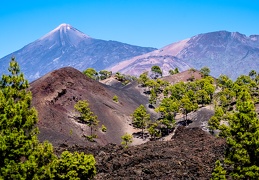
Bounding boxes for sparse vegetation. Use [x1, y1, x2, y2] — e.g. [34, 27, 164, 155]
[101, 124, 107, 132]
[99, 70, 112, 80]
[115, 72, 136, 85]
[132, 105, 150, 139]
[138, 71, 149, 86]
[113, 95, 119, 102]
[151, 65, 162, 79]
[85, 134, 98, 142]
[169, 67, 179, 75]
[200, 66, 211, 77]
[83, 68, 99, 80]
[74, 100, 99, 137]
[121, 133, 133, 148]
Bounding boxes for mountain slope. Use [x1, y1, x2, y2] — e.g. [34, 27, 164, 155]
[109, 39, 192, 76]
[110, 31, 259, 79]
[30, 67, 152, 146]
[0, 24, 156, 81]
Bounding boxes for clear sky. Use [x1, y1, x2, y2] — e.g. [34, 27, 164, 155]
[1, 0, 259, 58]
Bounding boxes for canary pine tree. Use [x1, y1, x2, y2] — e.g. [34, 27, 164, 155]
[224, 98, 259, 178]
[212, 89, 259, 179]
[74, 100, 99, 137]
[0, 58, 96, 179]
[132, 105, 150, 139]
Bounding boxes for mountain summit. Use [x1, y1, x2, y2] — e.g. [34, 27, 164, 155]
[0, 24, 156, 81]
[39, 23, 91, 47]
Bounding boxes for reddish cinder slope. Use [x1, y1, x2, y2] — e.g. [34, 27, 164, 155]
[30, 67, 149, 146]
[162, 69, 203, 84]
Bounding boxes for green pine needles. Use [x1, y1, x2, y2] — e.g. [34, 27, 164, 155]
[0, 58, 96, 179]
[211, 72, 259, 179]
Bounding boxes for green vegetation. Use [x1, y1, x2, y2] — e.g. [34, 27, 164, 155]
[169, 67, 179, 75]
[113, 95, 119, 102]
[121, 133, 133, 148]
[83, 68, 99, 80]
[136, 66, 259, 178]
[0, 58, 96, 179]
[115, 72, 136, 85]
[138, 71, 149, 86]
[200, 66, 211, 77]
[207, 71, 259, 179]
[211, 160, 227, 180]
[101, 124, 107, 132]
[148, 123, 161, 140]
[74, 100, 99, 139]
[99, 70, 112, 80]
[133, 67, 217, 140]
[83, 68, 113, 81]
[151, 65, 162, 79]
[132, 105, 150, 138]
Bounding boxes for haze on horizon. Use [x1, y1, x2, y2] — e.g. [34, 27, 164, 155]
[1, 0, 259, 58]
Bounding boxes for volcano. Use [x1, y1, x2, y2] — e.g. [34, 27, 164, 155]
[0, 24, 156, 81]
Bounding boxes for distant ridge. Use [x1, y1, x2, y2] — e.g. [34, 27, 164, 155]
[110, 31, 259, 79]
[0, 24, 156, 81]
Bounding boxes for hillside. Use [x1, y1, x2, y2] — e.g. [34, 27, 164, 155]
[0, 24, 156, 81]
[110, 31, 259, 79]
[162, 69, 203, 84]
[30, 67, 154, 146]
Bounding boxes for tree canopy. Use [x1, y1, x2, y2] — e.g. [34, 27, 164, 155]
[74, 100, 99, 137]
[121, 133, 133, 148]
[151, 65, 162, 79]
[83, 68, 99, 80]
[200, 66, 210, 77]
[132, 105, 150, 138]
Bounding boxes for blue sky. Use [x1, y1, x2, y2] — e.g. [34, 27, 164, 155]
[1, 0, 259, 58]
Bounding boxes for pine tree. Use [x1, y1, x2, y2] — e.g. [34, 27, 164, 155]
[196, 89, 210, 106]
[121, 133, 133, 148]
[208, 107, 224, 132]
[180, 96, 198, 124]
[0, 58, 96, 179]
[132, 105, 150, 139]
[74, 100, 99, 137]
[138, 71, 149, 87]
[200, 66, 211, 77]
[224, 99, 259, 179]
[151, 65, 162, 79]
[156, 98, 179, 122]
[212, 88, 259, 179]
[0, 57, 41, 178]
[83, 68, 99, 80]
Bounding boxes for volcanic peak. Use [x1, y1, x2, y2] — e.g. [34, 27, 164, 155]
[39, 23, 91, 42]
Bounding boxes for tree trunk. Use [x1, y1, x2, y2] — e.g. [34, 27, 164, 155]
[185, 111, 188, 126]
[142, 127, 144, 139]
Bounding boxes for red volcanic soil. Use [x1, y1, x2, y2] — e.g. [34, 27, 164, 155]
[30, 67, 150, 146]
